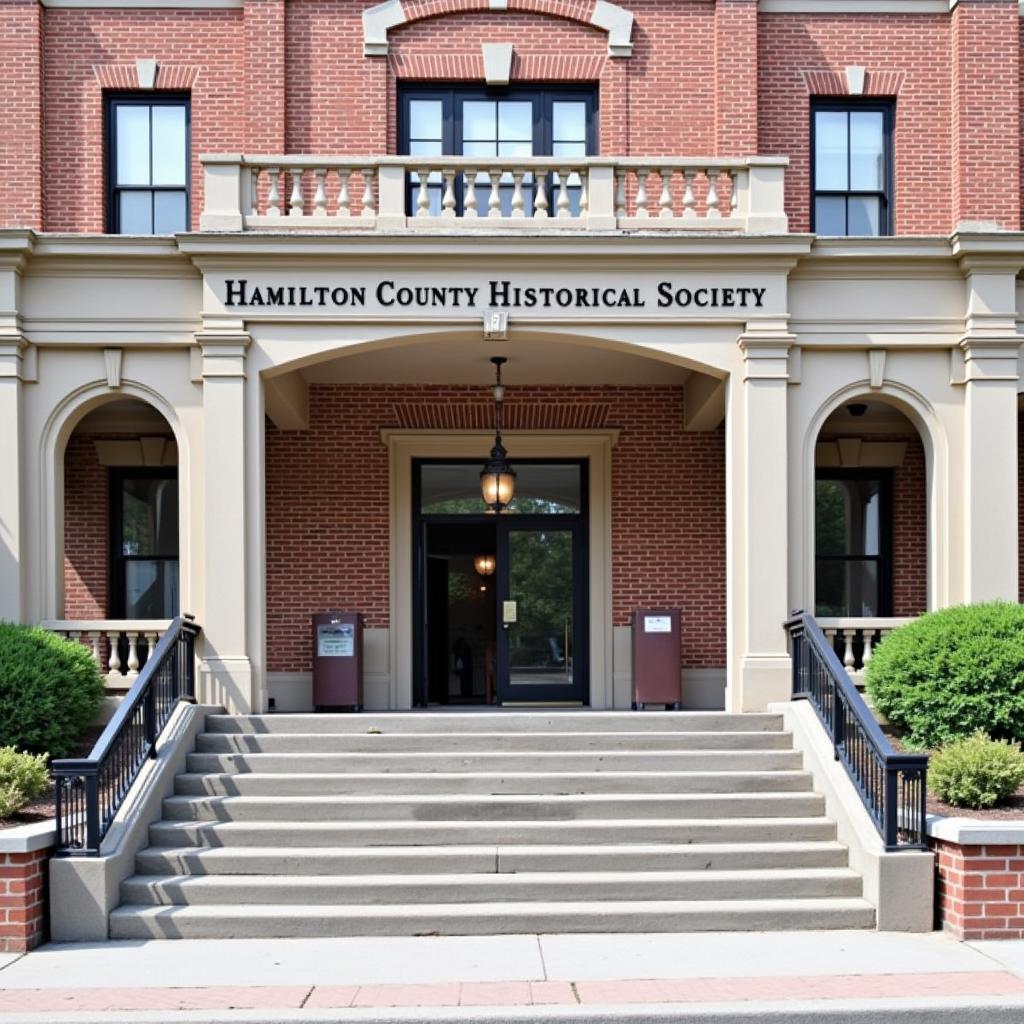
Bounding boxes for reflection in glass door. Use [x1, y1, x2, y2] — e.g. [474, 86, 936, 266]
[498, 525, 586, 704]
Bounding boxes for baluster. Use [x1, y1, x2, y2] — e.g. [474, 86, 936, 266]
[247, 167, 259, 217]
[730, 169, 739, 215]
[682, 170, 696, 219]
[487, 170, 502, 218]
[533, 174, 549, 219]
[578, 169, 589, 216]
[511, 169, 526, 218]
[614, 168, 627, 219]
[266, 167, 282, 217]
[706, 168, 720, 218]
[556, 169, 571, 219]
[842, 629, 856, 671]
[862, 629, 877, 666]
[360, 167, 376, 218]
[126, 632, 140, 678]
[85, 631, 100, 666]
[658, 167, 673, 218]
[313, 168, 327, 216]
[143, 631, 158, 674]
[415, 168, 431, 217]
[288, 167, 304, 217]
[441, 169, 457, 218]
[464, 171, 479, 218]
[336, 169, 352, 217]
[107, 631, 122, 677]
[635, 168, 649, 218]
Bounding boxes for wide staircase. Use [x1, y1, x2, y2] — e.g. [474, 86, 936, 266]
[110, 712, 875, 938]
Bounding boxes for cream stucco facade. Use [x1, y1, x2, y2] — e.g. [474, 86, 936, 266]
[1, 228, 1021, 714]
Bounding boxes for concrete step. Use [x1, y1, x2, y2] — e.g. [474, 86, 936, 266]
[121, 868, 864, 907]
[160, 792, 827, 823]
[185, 749, 805, 774]
[108, 897, 876, 939]
[192, 731, 794, 754]
[148, 816, 839, 849]
[204, 712, 785, 735]
[173, 769, 815, 797]
[136, 840, 852, 877]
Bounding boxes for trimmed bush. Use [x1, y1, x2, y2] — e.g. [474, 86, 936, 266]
[929, 731, 1024, 809]
[0, 623, 104, 757]
[0, 748, 49, 819]
[864, 602, 1024, 749]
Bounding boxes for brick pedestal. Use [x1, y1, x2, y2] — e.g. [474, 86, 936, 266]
[0, 847, 50, 952]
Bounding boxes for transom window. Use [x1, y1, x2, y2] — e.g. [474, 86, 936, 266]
[812, 101, 892, 236]
[399, 86, 596, 216]
[107, 95, 190, 234]
[815, 470, 892, 617]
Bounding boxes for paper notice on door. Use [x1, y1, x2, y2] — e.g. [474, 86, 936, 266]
[643, 615, 671, 633]
[503, 601, 518, 624]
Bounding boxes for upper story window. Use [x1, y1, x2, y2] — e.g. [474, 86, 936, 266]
[812, 101, 892, 236]
[107, 95, 190, 234]
[399, 86, 596, 216]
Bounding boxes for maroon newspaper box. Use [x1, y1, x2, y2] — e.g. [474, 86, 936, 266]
[312, 612, 363, 711]
[631, 609, 681, 710]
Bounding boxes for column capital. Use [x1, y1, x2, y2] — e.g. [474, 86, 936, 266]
[0, 337, 27, 380]
[959, 334, 1021, 382]
[196, 327, 251, 379]
[738, 325, 795, 381]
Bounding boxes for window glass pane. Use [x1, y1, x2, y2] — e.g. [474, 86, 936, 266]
[814, 110, 848, 190]
[815, 195, 846, 234]
[815, 559, 879, 618]
[552, 141, 586, 158]
[121, 477, 179, 555]
[124, 559, 179, 619]
[498, 101, 533, 142]
[553, 101, 587, 142]
[816, 477, 881, 556]
[849, 110, 884, 191]
[119, 191, 153, 234]
[116, 105, 151, 186]
[463, 140, 498, 158]
[153, 191, 187, 233]
[409, 139, 444, 156]
[815, 480, 848, 556]
[847, 195, 881, 235]
[151, 105, 186, 186]
[409, 99, 443, 141]
[463, 101, 496, 141]
[420, 463, 581, 515]
[497, 140, 533, 159]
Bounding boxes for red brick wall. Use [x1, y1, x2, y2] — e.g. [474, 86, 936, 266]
[758, 13, 953, 234]
[265, 384, 726, 673]
[40, 7, 245, 232]
[1019, 409, 1024, 604]
[0, 849, 50, 953]
[892, 433, 927, 617]
[63, 435, 108, 619]
[932, 837, 1024, 940]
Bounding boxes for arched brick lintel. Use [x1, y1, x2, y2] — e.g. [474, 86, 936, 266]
[363, 0, 633, 58]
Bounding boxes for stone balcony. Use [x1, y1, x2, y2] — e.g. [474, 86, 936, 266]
[200, 154, 789, 234]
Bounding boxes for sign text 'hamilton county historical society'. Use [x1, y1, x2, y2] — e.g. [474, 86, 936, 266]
[222, 278, 769, 312]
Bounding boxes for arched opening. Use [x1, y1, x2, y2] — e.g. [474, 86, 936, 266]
[260, 334, 729, 712]
[811, 396, 928, 672]
[60, 396, 180, 683]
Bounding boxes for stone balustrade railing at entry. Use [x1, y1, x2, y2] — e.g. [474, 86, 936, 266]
[39, 620, 172, 688]
[816, 617, 916, 677]
[200, 155, 789, 233]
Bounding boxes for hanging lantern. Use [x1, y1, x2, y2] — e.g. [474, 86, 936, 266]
[474, 554, 496, 577]
[481, 356, 516, 513]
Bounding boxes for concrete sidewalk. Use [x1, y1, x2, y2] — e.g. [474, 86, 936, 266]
[3, 931, 1024, 1022]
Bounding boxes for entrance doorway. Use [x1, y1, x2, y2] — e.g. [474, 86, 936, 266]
[413, 460, 589, 706]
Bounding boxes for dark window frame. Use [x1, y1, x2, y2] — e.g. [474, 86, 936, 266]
[106, 93, 191, 235]
[398, 84, 598, 215]
[814, 468, 894, 618]
[108, 467, 180, 618]
[810, 98, 894, 237]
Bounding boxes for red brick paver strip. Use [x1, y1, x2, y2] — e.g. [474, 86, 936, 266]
[3, 971, 1024, 1013]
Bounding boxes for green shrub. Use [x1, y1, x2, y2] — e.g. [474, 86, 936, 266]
[0, 748, 49, 819]
[864, 602, 1024, 749]
[929, 731, 1024, 809]
[0, 623, 104, 757]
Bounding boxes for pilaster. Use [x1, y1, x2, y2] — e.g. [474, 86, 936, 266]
[727, 322, 794, 713]
[197, 326, 254, 712]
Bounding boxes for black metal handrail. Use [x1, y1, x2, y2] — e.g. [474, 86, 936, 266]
[53, 616, 201, 857]
[785, 611, 927, 851]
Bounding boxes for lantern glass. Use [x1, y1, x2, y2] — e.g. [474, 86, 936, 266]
[474, 554, 496, 576]
[481, 467, 516, 510]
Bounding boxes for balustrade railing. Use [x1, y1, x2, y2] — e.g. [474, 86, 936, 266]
[786, 611, 927, 851]
[201, 154, 788, 233]
[52, 616, 201, 857]
[816, 617, 915, 676]
[40, 619, 172, 687]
